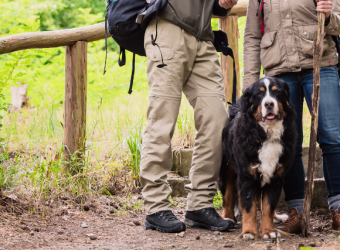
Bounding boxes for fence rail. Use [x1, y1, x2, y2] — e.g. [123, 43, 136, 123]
[0, 1, 247, 55]
[0, 0, 249, 163]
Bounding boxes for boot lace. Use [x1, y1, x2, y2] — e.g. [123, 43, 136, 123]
[204, 208, 221, 221]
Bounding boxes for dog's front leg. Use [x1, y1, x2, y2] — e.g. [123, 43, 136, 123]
[260, 179, 283, 239]
[239, 187, 258, 239]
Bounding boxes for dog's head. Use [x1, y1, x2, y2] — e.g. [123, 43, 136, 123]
[240, 77, 291, 122]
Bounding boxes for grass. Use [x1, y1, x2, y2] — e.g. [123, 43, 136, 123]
[0, 92, 197, 202]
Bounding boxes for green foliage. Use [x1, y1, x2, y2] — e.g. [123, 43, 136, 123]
[124, 117, 145, 185]
[169, 195, 185, 208]
[114, 193, 143, 216]
[38, 0, 106, 31]
[0, 164, 19, 191]
[0, 0, 43, 90]
[300, 247, 316, 250]
[0, 94, 8, 139]
[213, 191, 223, 209]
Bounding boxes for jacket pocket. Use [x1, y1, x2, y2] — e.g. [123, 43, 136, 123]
[260, 30, 281, 69]
[297, 25, 329, 57]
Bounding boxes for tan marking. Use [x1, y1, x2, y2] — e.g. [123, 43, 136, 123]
[248, 163, 259, 176]
[240, 195, 258, 237]
[260, 87, 265, 92]
[271, 86, 277, 91]
[221, 166, 237, 220]
[253, 105, 262, 122]
[260, 193, 275, 238]
[274, 164, 284, 177]
[278, 102, 286, 120]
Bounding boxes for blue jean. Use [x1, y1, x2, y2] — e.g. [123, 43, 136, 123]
[276, 66, 340, 206]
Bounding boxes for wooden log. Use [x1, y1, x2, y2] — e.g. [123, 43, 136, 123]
[0, 23, 105, 55]
[219, 16, 240, 103]
[64, 41, 87, 172]
[301, 12, 325, 237]
[0, 0, 249, 55]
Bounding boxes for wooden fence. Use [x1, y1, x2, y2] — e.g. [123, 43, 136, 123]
[0, 1, 248, 161]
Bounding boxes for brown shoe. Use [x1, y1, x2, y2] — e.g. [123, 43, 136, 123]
[330, 207, 340, 230]
[275, 208, 302, 234]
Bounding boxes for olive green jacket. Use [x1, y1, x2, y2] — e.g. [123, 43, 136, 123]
[159, 0, 231, 42]
[243, 0, 340, 91]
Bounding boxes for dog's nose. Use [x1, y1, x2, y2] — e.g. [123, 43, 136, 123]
[265, 101, 274, 109]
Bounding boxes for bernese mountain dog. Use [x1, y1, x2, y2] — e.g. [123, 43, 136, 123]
[218, 76, 296, 239]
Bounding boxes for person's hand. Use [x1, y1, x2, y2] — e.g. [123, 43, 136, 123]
[316, 0, 332, 19]
[219, 0, 238, 10]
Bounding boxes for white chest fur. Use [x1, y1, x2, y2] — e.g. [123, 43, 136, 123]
[258, 120, 284, 186]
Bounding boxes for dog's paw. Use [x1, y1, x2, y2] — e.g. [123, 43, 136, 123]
[262, 231, 281, 239]
[240, 233, 256, 241]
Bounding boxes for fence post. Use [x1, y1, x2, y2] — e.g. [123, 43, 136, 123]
[64, 41, 87, 171]
[219, 16, 240, 102]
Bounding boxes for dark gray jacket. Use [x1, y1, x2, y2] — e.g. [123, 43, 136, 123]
[159, 0, 230, 42]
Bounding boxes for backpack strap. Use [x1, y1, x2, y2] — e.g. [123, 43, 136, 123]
[118, 47, 126, 67]
[150, 2, 167, 68]
[256, 0, 265, 34]
[128, 53, 136, 94]
[103, 13, 108, 75]
[213, 30, 237, 106]
[227, 48, 237, 106]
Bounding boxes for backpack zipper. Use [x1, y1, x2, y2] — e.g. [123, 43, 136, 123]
[196, 0, 207, 41]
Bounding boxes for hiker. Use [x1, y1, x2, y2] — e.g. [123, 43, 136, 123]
[243, 0, 340, 233]
[140, 0, 237, 233]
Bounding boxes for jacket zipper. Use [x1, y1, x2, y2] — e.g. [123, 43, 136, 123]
[196, 0, 207, 41]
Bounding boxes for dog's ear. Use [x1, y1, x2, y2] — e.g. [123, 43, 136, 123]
[240, 86, 253, 113]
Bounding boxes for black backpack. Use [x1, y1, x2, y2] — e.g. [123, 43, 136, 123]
[103, 0, 168, 94]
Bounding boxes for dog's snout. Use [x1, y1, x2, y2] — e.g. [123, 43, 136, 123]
[265, 101, 274, 109]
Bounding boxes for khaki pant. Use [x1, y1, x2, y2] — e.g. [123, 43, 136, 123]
[140, 18, 229, 215]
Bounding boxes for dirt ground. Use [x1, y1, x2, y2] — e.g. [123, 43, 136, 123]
[0, 195, 339, 250]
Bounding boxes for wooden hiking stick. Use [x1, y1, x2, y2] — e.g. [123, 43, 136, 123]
[301, 11, 325, 237]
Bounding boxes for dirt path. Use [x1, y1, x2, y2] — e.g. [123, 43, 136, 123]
[0, 196, 338, 250]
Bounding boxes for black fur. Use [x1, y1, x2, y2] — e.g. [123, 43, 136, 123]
[218, 76, 296, 214]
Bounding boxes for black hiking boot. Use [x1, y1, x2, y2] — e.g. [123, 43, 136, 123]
[184, 207, 234, 231]
[144, 210, 186, 233]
